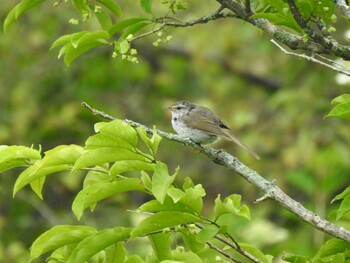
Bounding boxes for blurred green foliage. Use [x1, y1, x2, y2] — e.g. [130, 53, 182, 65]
[1, 0, 350, 262]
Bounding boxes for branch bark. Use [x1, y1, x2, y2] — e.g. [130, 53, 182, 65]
[82, 102, 350, 243]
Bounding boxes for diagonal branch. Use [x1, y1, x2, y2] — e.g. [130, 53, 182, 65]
[82, 102, 350, 243]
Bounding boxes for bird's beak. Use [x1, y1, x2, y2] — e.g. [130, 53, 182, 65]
[163, 106, 172, 111]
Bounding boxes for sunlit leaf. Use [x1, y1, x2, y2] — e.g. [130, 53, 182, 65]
[152, 162, 177, 204]
[30, 225, 97, 262]
[196, 224, 219, 243]
[13, 145, 83, 196]
[131, 211, 201, 238]
[105, 242, 126, 263]
[95, 7, 113, 30]
[282, 254, 310, 263]
[110, 160, 155, 176]
[72, 178, 144, 220]
[313, 239, 350, 261]
[172, 250, 203, 263]
[0, 145, 41, 173]
[331, 94, 350, 105]
[138, 196, 198, 214]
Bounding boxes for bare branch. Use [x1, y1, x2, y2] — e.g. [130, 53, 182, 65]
[82, 102, 350, 243]
[270, 39, 350, 76]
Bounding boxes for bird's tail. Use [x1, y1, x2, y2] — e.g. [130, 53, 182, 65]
[223, 131, 260, 160]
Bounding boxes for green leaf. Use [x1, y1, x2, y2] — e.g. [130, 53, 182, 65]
[4, 0, 45, 33]
[95, 7, 113, 31]
[148, 232, 172, 261]
[0, 145, 41, 173]
[140, 0, 153, 13]
[50, 32, 87, 50]
[179, 184, 205, 214]
[180, 228, 206, 253]
[109, 18, 149, 36]
[119, 39, 130, 54]
[95, 120, 138, 147]
[331, 94, 350, 105]
[13, 145, 83, 197]
[138, 196, 198, 214]
[73, 148, 148, 171]
[196, 225, 219, 243]
[96, 0, 122, 17]
[125, 255, 145, 263]
[131, 211, 201, 238]
[110, 160, 155, 176]
[140, 171, 152, 191]
[167, 188, 185, 203]
[152, 162, 178, 204]
[67, 227, 132, 263]
[335, 196, 350, 220]
[105, 242, 126, 263]
[332, 186, 350, 203]
[251, 13, 302, 34]
[313, 239, 350, 261]
[325, 102, 350, 120]
[214, 194, 251, 221]
[119, 21, 150, 40]
[137, 126, 162, 157]
[238, 243, 269, 263]
[72, 178, 144, 220]
[29, 225, 97, 262]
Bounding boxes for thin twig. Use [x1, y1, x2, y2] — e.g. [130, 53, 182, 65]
[270, 39, 350, 76]
[206, 242, 242, 263]
[82, 102, 350, 243]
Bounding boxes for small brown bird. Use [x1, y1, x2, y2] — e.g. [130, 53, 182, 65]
[166, 100, 260, 160]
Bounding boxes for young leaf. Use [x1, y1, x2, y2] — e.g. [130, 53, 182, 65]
[3, 0, 45, 33]
[72, 178, 144, 220]
[148, 232, 172, 261]
[50, 32, 88, 50]
[180, 184, 205, 214]
[138, 196, 198, 214]
[172, 250, 203, 263]
[313, 239, 350, 261]
[67, 227, 132, 263]
[30, 225, 97, 262]
[152, 162, 177, 204]
[0, 145, 41, 173]
[167, 187, 185, 203]
[214, 194, 251, 221]
[105, 242, 126, 263]
[282, 254, 309, 263]
[131, 211, 201, 238]
[335, 196, 350, 220]
[95, 7, 113, 30]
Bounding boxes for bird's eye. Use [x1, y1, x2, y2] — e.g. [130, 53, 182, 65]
[176, 106, 182, 110]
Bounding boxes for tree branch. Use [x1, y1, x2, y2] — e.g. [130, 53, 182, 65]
[334, 0, 350, 20]
[81, 102, 350, 243]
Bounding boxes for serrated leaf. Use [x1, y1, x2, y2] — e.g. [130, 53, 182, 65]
[72, 178, 144, 220]
[130, 211, 200, 238]
[238, 243, 269, 263]
[152, 162, 177, 204]
[0, 145, 41, 173]
[13, 145, 83, 196]
[110, 160, 155, 176]
[140, 0, 153, 13]
[214, 194, 251, 221]
[325, 102, 350, 120]
[29, 225, 97, 262]
[67, 227, 132, 263]
[4, 0, 45, 33]
[108, 17, 149, 36]
[96, 0, 122, 17]
[148, 232, 172, 261]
